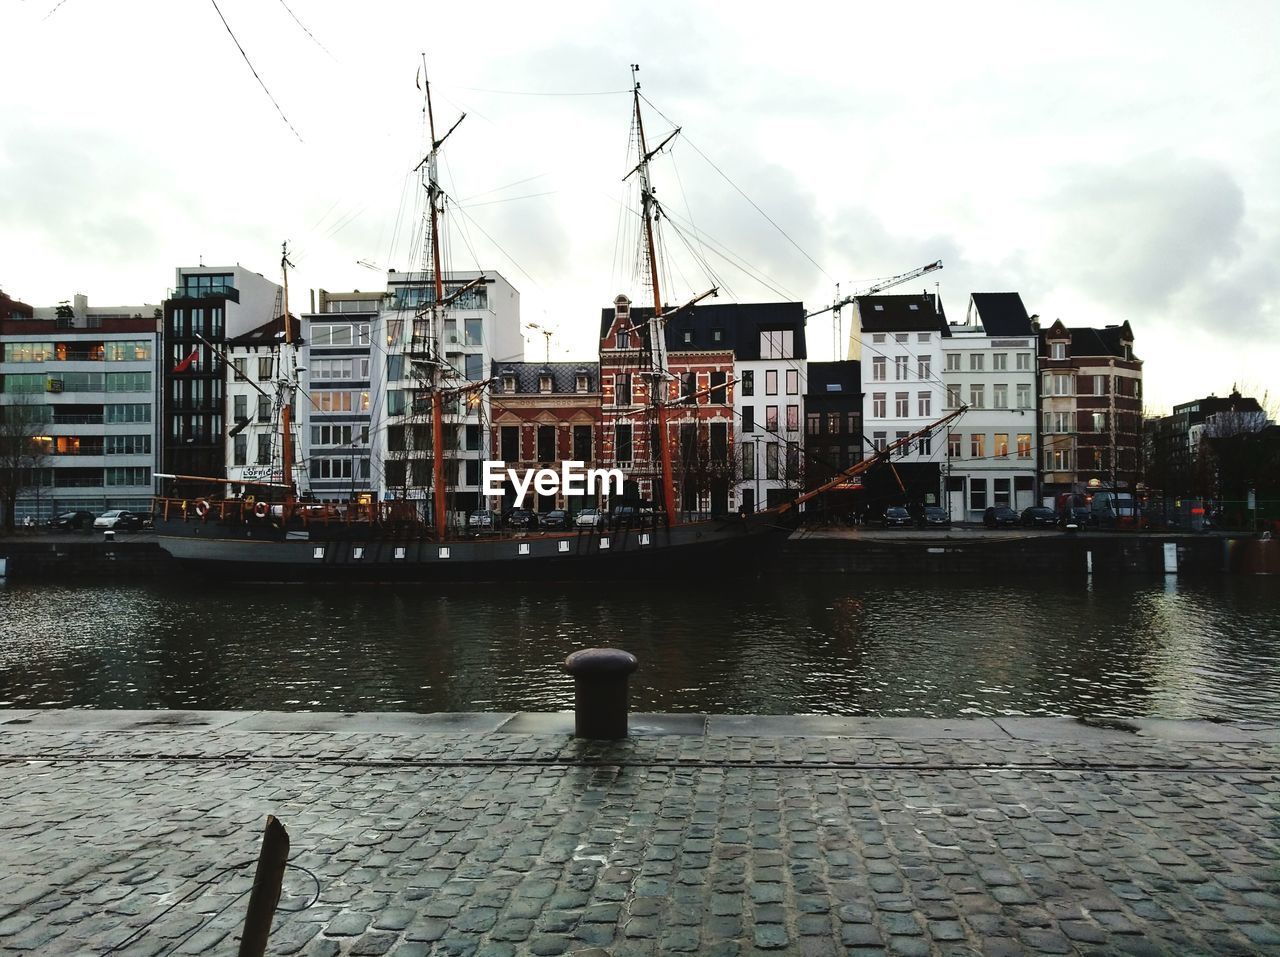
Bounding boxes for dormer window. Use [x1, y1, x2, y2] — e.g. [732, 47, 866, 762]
[712, 328, 723, 343]
[502, 375, 516, 393]
[682, 330, 693, 344]
[1050, 342, 1067, 360]
[576, 374, 588, 393]
[539, 375, 553, 393]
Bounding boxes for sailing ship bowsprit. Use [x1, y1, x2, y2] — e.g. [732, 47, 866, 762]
[150, 65, 964, 582]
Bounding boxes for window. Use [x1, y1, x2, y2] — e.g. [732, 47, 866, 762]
[969, 384, 984, 409]
[895, 334, 908, 343]
[1091, 412, 1108, 433]
[945, 353, 960, 371]
[1017, 383, 1032, 409]
[807, 413, 820, 435]
[872, 333, 885, 344]
[896, 431, 908, 448]
[872, 432, 886, 452]
[946, 385, 961, 409]
[682, 330, 693, 344]
[1017, 433, 1032, 458]
[742, 444, 755, 479]
[681, 371, 696, 401]
[576, 374, 589, 393]
[971, 434, 985, 458]
[537, 425, 556, 462]
[500, 426, 519, 462]
[103, 340, 152, 362]
[310, 391, 354, 412]
[105, 467, 150, 486]
[846, 412, 860, 434]
[741, 371, 754, 396]
[573, 425, 593, 461]
[994, 433, 1009, 457]
[464, 318, 482, 346]
[994, 478, 1011, 506]
[785, 369, 798, 395]
[312, 424, 356, 447]
[1044, 373, 1073, 396]
[742, 406, 755, 433]
[232, 357, 247, 381]
[712, 328, 723, 343]
[309, 324, 353, 347]
[993, 383, 1008, 409]
[614, 424, 632, 463]
[3, 342, 54, 362]
[786, 405, 799, 431]
[948, 433, 961, 458]
[616, 328, 630, 349]
[895, 356, 908, 380]
[233, 434, 246, 466]
[765, 406, 779, 431]
[918, 333, 931, 344]
[104, 434, 151, 455]
[257, 396, 271, 423]
[895, 392, 909, 417]
[969, 478, 987, 511]
[918, 392, 931, 417]
[710, 371, 727, 403]
[1044, 447, 1073, 471]
[613, 373, 630, 406]
[765, 370, 778, 395]
[257, 435, 271, 465]
[918, 435, 931, 455]
[258, 356, 273, 380]
[872, 393, 886, 417]
[466, 355, 484, 381]
[1017, 353, 1031, 370]
[233, 394, 247, 421]
[993, 353, 1007, 371]
[711, 422, 728, 463]
[970, 354, 984, 372]
[827, 412, 841, 434]
[1050, 341, 1067, 359]
[765, 443, 779, 478]
[918, 356, 931, 381]
[1044, 411, 1072, 433]
[872, 357, 886, 381]
[760, 329, 794, 359]
[105, 404, 149, 423]
[105, 372, 150, 392]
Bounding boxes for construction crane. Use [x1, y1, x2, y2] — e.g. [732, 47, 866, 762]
[807, 260, 943, 357]
[525, 322, 554, 363]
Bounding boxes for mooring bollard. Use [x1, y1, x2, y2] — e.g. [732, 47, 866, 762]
[563, 648, 638, 739]
[103, 530, 115, 541]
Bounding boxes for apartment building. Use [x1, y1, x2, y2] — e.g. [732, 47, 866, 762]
[942, 293, 1039, 519]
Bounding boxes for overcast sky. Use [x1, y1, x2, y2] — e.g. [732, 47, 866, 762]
[2, 1, 1276, 412]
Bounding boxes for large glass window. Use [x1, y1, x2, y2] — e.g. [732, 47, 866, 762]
[759, 330, 794, 359]
[872, 393, 886, 417]
[969, 478, 987, 511]
[104, 340, 152, 361]
[994, 433, 1009, 457]
[105, 403, 150, 423]
[872, 357, 886, 381]
[4, 342, 54, 362]
[765, 370, 778, 395]
[765, 443, 779, 479]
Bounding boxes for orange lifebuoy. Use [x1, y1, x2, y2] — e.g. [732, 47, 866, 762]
[194, 499, 209, 519]
[254, 501, 269, 519]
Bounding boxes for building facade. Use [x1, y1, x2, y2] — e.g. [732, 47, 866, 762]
[223, 314, 302, 497]
[1038, 320, 1143, 502]
[161, 266, 282, 493]
[487, 361, 601, 514]
[803, 360, 863, 522]
[855, 293, 949, 509]
[942, 293, 1039, 520]
[1, 297, 160, 521]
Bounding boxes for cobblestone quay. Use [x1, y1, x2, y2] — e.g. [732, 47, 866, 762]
[0, 711, 1276, 956]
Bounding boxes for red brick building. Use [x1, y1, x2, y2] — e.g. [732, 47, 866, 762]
[487, 360, 601, 514]
[599, 296, 737, 517]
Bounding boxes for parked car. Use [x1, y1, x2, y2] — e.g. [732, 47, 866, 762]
[1020, 506, 1057, 528]
[93, 509, 143, 531]
[541, 509, 568, 530]
[52, 510, 96, 530]
[882, 506, 913, 528]
[467, 509, 496, 530]
[503, 508, 537, 530]
[575, 508, 602, 527]
[918, 506, 949, 529]
[983, 505, 1019, 529]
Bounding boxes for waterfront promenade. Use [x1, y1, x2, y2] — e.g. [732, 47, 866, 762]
[0, 711, 1276, 955]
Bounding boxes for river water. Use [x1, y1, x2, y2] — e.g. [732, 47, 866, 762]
[0, 574, 1276, 720]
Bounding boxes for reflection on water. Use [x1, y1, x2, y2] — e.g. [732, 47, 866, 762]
[0, 574, 1277, 719]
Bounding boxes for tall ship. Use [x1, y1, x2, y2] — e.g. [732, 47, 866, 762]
[150, 65, 962, 582]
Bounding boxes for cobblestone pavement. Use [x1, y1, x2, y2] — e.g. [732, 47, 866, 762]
[0, 712, 1276, 956]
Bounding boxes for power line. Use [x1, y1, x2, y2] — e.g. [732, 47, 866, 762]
[208, 0, 303, 143]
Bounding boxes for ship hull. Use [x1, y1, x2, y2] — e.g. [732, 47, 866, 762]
[153, 512, 795, 583]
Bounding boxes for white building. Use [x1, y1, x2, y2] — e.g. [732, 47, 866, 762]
[942, 293, 1039, 520]
[224, 313, 304, 496]
[379, 270, 522, 513]
[854, 293, 948, 507]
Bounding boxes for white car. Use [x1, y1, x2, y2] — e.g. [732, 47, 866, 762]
[93, 509, 142, 530]
[575, 508, 602, 527]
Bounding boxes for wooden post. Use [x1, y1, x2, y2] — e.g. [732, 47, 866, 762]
[237, 815, 290, 957]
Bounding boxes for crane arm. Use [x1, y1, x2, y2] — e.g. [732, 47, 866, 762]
[807, 259, 943, 319]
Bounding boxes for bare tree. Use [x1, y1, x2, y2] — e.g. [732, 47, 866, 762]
[0, 394, 50, 532]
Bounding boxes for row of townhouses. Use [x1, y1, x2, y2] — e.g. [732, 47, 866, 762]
[1, 269, 1147, 524]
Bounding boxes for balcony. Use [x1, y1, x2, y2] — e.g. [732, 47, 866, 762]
[51, 413, 104, 425]
[168, 285, 240, 303]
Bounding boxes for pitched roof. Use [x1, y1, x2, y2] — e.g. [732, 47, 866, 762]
[856, 294, 950, 336]
[490, 360, 599, 395]
[805, 360, 862, 397]
[969, 293, 1033, 336]
[599, 299, 807, 358]
[227, 313, 303, 346]
[1040, 320, 1137, 359]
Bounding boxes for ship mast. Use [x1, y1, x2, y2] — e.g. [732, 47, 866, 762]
[629, 65, 679, 527]
[279, 241, 295, 502]
[413, 57, 466, 540]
